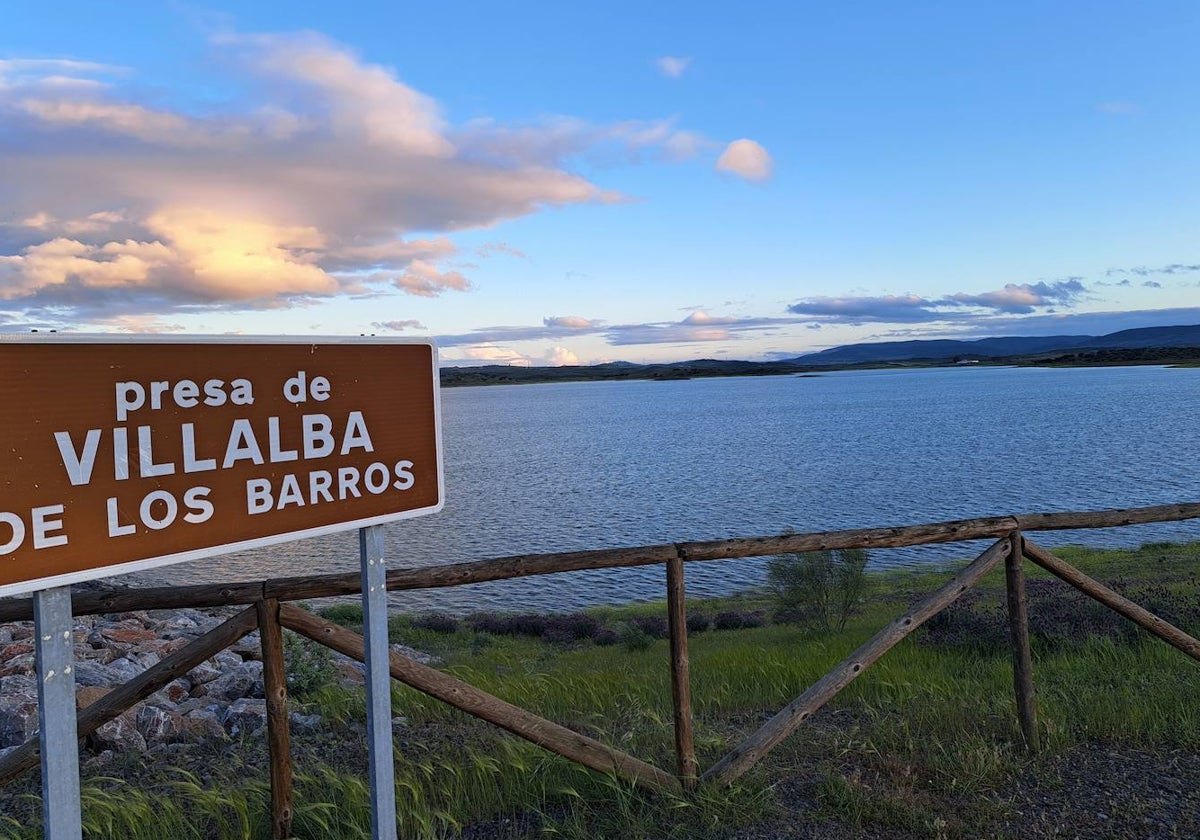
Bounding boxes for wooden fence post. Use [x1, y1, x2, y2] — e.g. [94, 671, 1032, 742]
[257, 598, 294, 839]
[1004, 532, 1039, 752]
[666, 554, 698, 789]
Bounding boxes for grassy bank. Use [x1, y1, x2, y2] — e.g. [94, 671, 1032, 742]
[4, 541, 1200, 838]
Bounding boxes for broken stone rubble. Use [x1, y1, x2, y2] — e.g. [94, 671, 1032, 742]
[0, 605, 409, 757]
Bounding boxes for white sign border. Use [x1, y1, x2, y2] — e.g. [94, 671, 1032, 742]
[0, 334, 445, 599]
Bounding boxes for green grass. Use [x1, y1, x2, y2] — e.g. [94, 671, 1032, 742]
[4, 540, 1200, 838]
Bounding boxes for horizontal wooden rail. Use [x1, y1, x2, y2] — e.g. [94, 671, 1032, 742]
[0, 503, 1196, 622]
[0, 607, 258, 786]
[279, 604, 681, 794]
[704, 538, 1011, 786]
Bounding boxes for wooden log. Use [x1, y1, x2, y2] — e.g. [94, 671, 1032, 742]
[665, 556, 698, 789]
[1, 502, 1196, 622]
[0, 607, 258, 786]
[703, 538, 1010, 786]
[278, 604, 681, 795]
[1015, 502, 1200, 532]
[1022, 539, 1200, 661]
[676, 517, 1019, 563]
[257, 599, 294, 840]
[0, 581, 265, 623]
[266, 544, 682, 602]
[1004, 533, 1039, 752]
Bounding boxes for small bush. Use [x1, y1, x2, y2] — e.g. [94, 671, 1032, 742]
[283, 631, 336, 698]
[464, 611, 607, 643]
[768, 548, 869, 632]
[410, 613, 460, 634]
[687, 613, 712, 633]
[920, 578, 1200, 653]
[543, 613, 603, 644]
[593, 627, 619, 646]
[619, 623, 655, 651]
[629, 615, 670, 640]
[466, 612, 546, 637]
[714, 610, 766, 631]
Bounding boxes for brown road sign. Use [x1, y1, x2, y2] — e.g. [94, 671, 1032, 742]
[0, 337, 443, 597]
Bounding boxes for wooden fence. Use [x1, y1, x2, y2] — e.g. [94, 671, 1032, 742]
[2, 502, 1199, 837]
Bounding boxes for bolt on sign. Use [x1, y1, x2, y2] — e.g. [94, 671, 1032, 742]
[0, 337, 443, 598]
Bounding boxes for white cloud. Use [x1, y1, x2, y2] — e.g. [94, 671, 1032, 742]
[545, 346, 579, 366]
[455, 116, 703, 167]
[99, 315, 186, 333]
[656, 56, 691, 79]
[219, 31, 452, 157]
[716, 139, 773, 182]
[450, 344, 534, 366]
[17, 99, 211, 147]
[683, 310, 739, 326]
[543, 315, 601, 329]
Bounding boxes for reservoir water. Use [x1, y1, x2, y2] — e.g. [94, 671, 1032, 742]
[147, 365, 1200, 613]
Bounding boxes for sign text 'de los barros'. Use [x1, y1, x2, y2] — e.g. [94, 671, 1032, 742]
[0, 339, 442, 597]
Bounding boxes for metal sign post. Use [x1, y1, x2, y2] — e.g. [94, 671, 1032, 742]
[360, 525, 398, 839]
[33, 586, 82, 840]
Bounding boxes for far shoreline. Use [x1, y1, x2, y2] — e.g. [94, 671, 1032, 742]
[440, 346, 1200, 388]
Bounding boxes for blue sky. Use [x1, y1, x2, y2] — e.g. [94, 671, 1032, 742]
[1, 1, 1197, 364]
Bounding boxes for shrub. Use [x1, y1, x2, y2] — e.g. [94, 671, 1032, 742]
[714, 610, 766, 631]
[543, 613, 603, 644]
[629, 615, 670, 640]
[411, 612, 460, 634]
[593, 627, 620, 646]
[464, 611, 606, 643]
[767, 548, 869, 632]
[687, 612, 712, 634]
[619, 623, 655, 651]
[922, 578, 1200, 654]
[466, 612, 547, 637]
[283, 631, 336, 698]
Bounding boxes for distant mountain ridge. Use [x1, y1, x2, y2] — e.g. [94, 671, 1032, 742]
[438, 323, 1200, 387]
[787, 324, 1200, 365]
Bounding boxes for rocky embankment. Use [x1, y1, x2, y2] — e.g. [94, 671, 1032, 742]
[0, 603, 428, 763]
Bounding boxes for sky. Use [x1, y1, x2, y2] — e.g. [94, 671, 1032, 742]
[1, 1, 1198, 365]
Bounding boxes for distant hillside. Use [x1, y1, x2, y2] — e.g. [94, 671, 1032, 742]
[788, 324, 1200, 365]
[438, 323, 1200, 387]
[439, 359, 805, 387]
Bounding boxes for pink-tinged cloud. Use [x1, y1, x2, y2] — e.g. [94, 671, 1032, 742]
[683, 310, 740, 325]
[543, 315, 602, 329]
[0, 31, 725, 326]
[716, 139, 773, 182]
[372, 319, 425, 331]
[393, 260, 471, 297]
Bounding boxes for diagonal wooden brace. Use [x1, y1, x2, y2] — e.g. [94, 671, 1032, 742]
[0, 606, 258, 786]
[704, 538, 1011, 786]
[1022, 539, 1200, 661]
[278, 603, 681, 795]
